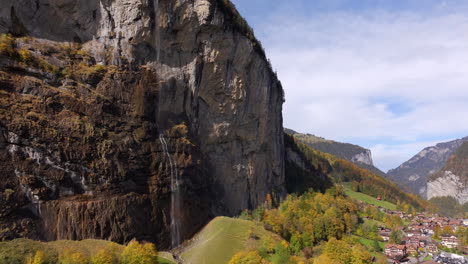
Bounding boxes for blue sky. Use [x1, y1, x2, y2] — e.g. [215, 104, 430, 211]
[231, 0, 468, 171]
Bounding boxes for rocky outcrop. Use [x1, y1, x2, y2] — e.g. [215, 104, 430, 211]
[285, 129, 384, 176]
[427, 171, 468, 204]
[388, 137, 468, 197]
[0, 0, 284, 248]
[426, 142, 468, 203]
[350, 150, 373, 166]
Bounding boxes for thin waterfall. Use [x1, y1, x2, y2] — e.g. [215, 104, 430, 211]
[159, 134, 181, 248]
[154, 0, 161, 62]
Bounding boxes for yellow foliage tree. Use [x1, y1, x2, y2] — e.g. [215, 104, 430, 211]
[0, 34, 15, 57]
[121, 241, 158, 264]
[26, 250, 47, 264]
[90, 249, 114, 264]
[228, 250, 270, 264]
[351, 244, 373, 264]
[313, 254, 342, 264]
[59, 250, 89, 264]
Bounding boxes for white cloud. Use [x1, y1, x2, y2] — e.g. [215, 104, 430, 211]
[257, 8, 468, 170]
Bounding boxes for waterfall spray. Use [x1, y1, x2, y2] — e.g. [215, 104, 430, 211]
[159, 134, 181, 248]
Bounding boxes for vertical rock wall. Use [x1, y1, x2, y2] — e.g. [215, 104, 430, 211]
[0, 0, 285, 247]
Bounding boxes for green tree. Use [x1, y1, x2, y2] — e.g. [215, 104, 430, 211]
[389, 230, 404, 244]
[351, 181, 360, 192]
[271, 242, 290, 264]
[371, 240, 381, 252]
[361, 221, 378, 240]
[289, 234, 303, 254]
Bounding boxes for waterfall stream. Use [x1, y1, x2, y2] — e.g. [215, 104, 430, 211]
[159, 134, 181, 248]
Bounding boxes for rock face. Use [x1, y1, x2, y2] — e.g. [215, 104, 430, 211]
[0, 0, 285, 248]
[427, 171, 468, 204]
[388, 137, 468, 197]
[350, 150, 373, 167]
[284, 129, 385, 176]
[427, 142, 468, 204]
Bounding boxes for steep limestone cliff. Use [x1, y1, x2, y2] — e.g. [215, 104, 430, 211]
[427, 142, 468, 204]
[0, 0, 284, 248]
[427, 171, 468, 204]
[284, 129, 385, 177]
[350, 150, 373, 166]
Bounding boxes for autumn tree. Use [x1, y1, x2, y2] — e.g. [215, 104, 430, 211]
[351, 244, 372, 264]
[121, 241, 158, 264]
[456, 226, 468, 246]
[314, 238, 372, 264]
[433, 226, 441, 239]
[313, 254, 341, 264]
[59, 250, 89, 264]
[228, 251, 270, 264]
[91, 249, 115, 264]
[442, 226, 454, 236]
[26, 251, 50, 264]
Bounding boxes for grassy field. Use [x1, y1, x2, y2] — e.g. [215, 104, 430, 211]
[0, 238, 174, 264]
[353, 235, 386, 249]
[351, 235, 387, 259]
[343, 184, 397, 210]
[178, 216, 281, 264]
[362, 218, 386, 227]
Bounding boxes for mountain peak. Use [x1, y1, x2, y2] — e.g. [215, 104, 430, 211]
[387, 136, 468, 197]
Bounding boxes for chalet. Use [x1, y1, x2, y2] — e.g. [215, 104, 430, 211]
[405, 241, 419, 251]
[415, 236, 428, 247]
[448, 220, 462, 231]
[441, 235, 459, 249]
[425, 226, 436, 236]
[379, 231, 390, 242]
[407, 230, 421, 237]
[406, 245, 418, 256]
[385, 244, 407, 259]
[426, 243, 439, 254]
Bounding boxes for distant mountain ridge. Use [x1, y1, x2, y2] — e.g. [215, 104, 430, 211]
[387, 136, 468, 197]
[284, 133, 426, 209]
[427, 142, 468, 204]
[285, 128, 386, 176]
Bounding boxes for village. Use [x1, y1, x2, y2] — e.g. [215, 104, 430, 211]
[375, 207, 468, 264]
